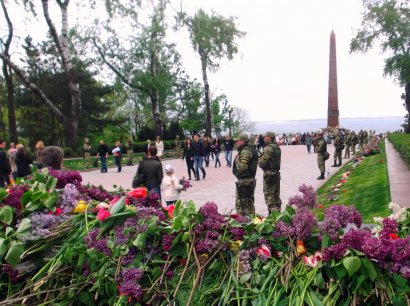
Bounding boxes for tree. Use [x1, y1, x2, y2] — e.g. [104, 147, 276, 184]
[0, 0, 18, 143]
[350, 0, 410, 132]
[89, 0, 178, 139]
[230, 106, 254, 136]
[0, 0, 82, 149]
[178, 9, 245, 136]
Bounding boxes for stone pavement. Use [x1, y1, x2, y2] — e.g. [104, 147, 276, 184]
[81, 145, 347, 216]
[385, 139, 410, 208]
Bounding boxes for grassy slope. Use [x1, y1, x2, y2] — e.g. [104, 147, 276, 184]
[315, 141, 391, 223]
[388, 133, 410, 169]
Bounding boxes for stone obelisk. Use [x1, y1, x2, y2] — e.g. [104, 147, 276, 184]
[327, 30, 339, 127]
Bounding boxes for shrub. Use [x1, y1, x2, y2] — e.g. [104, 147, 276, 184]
[388, 133, 410, 169]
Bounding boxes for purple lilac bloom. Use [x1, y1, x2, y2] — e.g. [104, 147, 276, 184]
[379, 218, 399, 239]
[288, 184, 317, 210]
[272, 221, 293, 238]
[238, 250, 252, 275]
[117, 268, 144, 300]
[162, 234, 175, 252]
[320, 205, 362, 241]
[0, 264, 19, 282]
[230, 227, 246, 240]
[48, 169, 82, 189]
[196, 238, 219, 254]
[122, 248, 137, 266]
[59, 183, 82, 213]
[2, 185, 29, 214]
[291, 209, 318, 240]
[23, 212, 62, 241]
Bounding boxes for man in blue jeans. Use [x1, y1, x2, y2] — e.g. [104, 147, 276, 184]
[192, 134, 206, 181]
[223, 134, 234, 167]
[97, 140, 109, 173]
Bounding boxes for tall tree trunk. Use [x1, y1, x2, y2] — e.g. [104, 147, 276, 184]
[149, 29, 163, 138]
[404, 82, 410, 133]
[42, 0, 81, 149]
[1, 0, 17, 143]
[201, 55, 212, 136]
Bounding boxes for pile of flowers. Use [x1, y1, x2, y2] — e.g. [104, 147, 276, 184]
[0, 171, 409, 305]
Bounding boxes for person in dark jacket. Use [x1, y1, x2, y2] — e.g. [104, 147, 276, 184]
[223, 135, 235, 167]
[182, 138, 195, 180]
[212, 136, 222, 168]
[14, 144, 33, 178]
[97, 140, 109, 173]
[132, 146, 163, 198]
[0, 140, 11, 187]
[192, 134, 206, 181]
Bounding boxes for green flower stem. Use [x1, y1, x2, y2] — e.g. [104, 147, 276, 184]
[172, 237, 194, 299]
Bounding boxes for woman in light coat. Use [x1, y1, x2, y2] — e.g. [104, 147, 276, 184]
[155, 136, 164, 160]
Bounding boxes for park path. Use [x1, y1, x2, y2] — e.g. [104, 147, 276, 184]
[80, 145, 346, 216]
[385, 139, 410, 208]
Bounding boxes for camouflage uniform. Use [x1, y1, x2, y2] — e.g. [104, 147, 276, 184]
[332, 134, 343, 167]
[351, 131, 358, 154]
[343, 132, 351, 158]
[233, 134, 258, 215]
[316, 134, 327, 179]
[358, 130, 364, 148]
[258, 132, 282, 212]
[363, 130, 368, 146]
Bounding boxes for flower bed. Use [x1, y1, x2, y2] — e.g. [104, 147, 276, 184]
[0, 170, 409, 305]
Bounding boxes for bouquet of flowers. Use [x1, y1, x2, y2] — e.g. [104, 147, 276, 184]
[178, 177, 192, 193]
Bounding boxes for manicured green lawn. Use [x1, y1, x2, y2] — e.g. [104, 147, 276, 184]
[388, 132, 410, 169]
[315, 141, 391, 223]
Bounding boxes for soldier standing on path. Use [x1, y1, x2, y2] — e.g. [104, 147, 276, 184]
[233, 134, 258, 216]
[258, 132, 282, 213]
[351, 131, 358, 155]
[331, 132, 343, 167]
[174, 135, 181, 158]
[316, 133, 327, 180]
[343, 132, 351, 159]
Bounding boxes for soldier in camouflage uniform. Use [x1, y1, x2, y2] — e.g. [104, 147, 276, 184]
[358, 130, 364, 148]
[331, 132, 343, 167]
[316, 132, 327, 180]
[350, 131, 358, 154]
[258, 132, 282, 213]
[363, 130, 368, 146]
[343, 132, 351, 159]
[233, 134, 258, 215]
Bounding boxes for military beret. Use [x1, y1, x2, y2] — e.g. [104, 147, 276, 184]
[234, 134, 249, 142]
[265, 131, 276, 138]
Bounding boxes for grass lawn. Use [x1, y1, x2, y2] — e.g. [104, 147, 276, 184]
[315, 141, 391, 223]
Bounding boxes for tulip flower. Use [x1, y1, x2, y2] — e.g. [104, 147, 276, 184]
[49, 207, 63, 216]
[296, 240, 306, 256]
[109, 197, 120, 205]
[96, 209, 111, 221]
[127, 187, 148, 199]
[164, 204, 175, 219]
[73, 201, 87, 214]
[302, 251, 323, 268]
[389, 233, 399, 240]
[229, 240, 243, 251]
[253, 216, 265, 224]
[256, 245, 271, 258]
[96, 202, 110, 210]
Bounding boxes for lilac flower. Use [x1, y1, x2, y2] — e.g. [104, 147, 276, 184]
[0, 264, 19, 282]
[196, 238, 219, 254]
[272, 221, 293, 238]
[83, 228, 112, 257]
[238, 250, 252, 275]
[320, 205, 362, 241]
[230, 227, 246, 240]
[59, 183, 82, 213]
[288, 184, 317, 210]
[2, 185, 29, 214]
[22, 212, 62, 241]
[162, 234, 175, 252]
[117, 268, 144, 300]
[48, 169, 82, 189]
[291, 209, 317, 240]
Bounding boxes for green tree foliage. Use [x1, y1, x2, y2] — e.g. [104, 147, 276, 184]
[178, 9, 245, 136]
[351, 0, 410, 132]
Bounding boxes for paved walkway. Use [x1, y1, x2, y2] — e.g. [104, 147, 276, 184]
[385, 139, 410, 208]
[81, 145, 348, 216]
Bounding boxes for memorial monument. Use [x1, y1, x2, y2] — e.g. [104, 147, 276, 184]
[327, 30, 339, 127]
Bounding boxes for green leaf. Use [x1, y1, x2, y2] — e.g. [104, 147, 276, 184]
[20, 191, 32, 206]
[152, 266, 161, 278]
[321, 233, 330, 251]
[5, 241, 25, 267]
[133, 233, 146, 249]
[0, 205, 13, 225]
[306, 289, 325, 306]
[0, 188, 9, 202]
[43, 191, 59, 210]
[393, 273, 409, 289]
[109, 196, 125, 215]
[239, 272, 252, 284]
[172, 216, 183, 231]
[45, 175, 57, 190]
[343, 256, 361, 277]
[360, 258, 377, 282]
[16, 218, 32, 236]
[0, 237, 8, 259]
[314, 272, 326, 289]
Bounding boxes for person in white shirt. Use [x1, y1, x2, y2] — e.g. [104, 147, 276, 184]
[155, 136, 164, 160]
[161, 164, 183, 206]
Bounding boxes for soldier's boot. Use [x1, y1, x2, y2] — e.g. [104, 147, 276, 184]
[317, 172, 325, 180]
[331, 159, 338, 167]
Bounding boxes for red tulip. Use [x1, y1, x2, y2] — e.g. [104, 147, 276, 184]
[256, 245, 271, 258]
[302, 251, 323, 268]
[389, 233, 399, 240]
[48, 207, 63, 216]
[164, 204, 175, 219]
[127, 187, 148, 198]
[96, 209, 111, 221]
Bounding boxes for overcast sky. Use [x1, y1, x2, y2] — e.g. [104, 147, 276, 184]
[5, 0, 407, 122]
[170, 0, 406, 121]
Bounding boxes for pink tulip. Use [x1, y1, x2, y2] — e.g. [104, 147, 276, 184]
[302, 251, 323, 268]
[109, 197, 120, 205]
[256, 245, 271, 258]
[96, 209, 111, 222]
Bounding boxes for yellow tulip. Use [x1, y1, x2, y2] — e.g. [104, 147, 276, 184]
[253, 217, 265, 224]
[73, 201, 87, 214]
[296, 240, 306, 256]
[229, 240, 243, 251]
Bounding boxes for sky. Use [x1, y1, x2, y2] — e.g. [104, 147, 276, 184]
[3, 0, 407, 122]
[168, 0, 406, 122]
